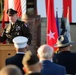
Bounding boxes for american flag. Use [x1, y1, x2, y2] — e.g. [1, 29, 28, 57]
[4, 0, 76, 23]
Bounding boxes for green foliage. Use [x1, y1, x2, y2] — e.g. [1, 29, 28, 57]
[0, 0, 4, 21]
[0, 13, 2, 21]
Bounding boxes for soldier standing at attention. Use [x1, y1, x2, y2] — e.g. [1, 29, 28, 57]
[0, 8, 32, 45]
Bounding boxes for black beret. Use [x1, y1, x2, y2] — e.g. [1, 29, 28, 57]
[22, 51, 39, 65]
[7, 8, 17, 16]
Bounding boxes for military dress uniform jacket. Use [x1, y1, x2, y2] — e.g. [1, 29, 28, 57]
[0, 20, 32, 45]
[5, 53, 25, 75]
[53, 51, 76, 75]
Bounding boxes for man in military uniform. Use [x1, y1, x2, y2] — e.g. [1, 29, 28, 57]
[53, 35, 76, 74]
[5, 36, 28, 74]
[0, 8, 32, 45]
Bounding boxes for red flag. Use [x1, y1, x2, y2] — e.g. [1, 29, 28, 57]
[4, 0, 26, 21]
[63, 0, 72, 22]
[65, 7, 71, 42]
[1, 10, 6, 44]
[2, 10, 5, 29]
[46, 0, 58, 51]
[4, 0, 9, 21]
[14, 0, 22, 17]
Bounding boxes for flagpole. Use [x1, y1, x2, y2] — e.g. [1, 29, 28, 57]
[56, 8, 59, 36]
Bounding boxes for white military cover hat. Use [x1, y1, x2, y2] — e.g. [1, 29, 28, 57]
[13, 36, 28, 48]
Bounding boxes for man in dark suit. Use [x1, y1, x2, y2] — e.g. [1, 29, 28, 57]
[5, 36, 28, 75]
[0, 8, 32, 45]
[37, 44, 66, 75]
[53, 35, 76, 75]
[22, 51, 41, 75]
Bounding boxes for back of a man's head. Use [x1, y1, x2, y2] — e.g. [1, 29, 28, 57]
[22, 51, 41, 73]
[37, 44, 54, 60]
[0, 65, 22, 75]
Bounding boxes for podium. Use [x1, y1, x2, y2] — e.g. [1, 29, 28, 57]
[0, 44, 16, 69]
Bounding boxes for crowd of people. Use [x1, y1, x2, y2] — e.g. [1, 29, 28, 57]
[0, 8, 76, 75]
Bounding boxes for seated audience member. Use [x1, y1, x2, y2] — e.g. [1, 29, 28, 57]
[0, 65, 22, 75]
[5, 36, 28, 75]
[53, 35, 76, 75]
[22, 51, 41, 75]
[37, 44, 66, 75]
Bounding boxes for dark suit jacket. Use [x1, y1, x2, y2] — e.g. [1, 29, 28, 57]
[5, 54, 25, 74]
[41, 60, 66, 75]
[53, 51, 76, 74]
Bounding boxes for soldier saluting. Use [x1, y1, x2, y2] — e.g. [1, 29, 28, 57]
[0, 8, 32, 45]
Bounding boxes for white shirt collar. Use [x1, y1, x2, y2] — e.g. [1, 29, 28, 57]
[17, 52, 25, 54]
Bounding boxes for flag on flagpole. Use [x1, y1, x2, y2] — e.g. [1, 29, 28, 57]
[4, 0, 26, 21]
[46, 0, 58, 51]
[56, 9, 59, 36]
[60, 8, 66, 35]
[65, 7, 71, 42]
[60, 18, 66, 35]
[1, 9, 6, 44]
[4, 0, 76, 22]
[2, 10, 5, 29]
[60, 7, 71, 42]
[4, 0, 9, 21]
